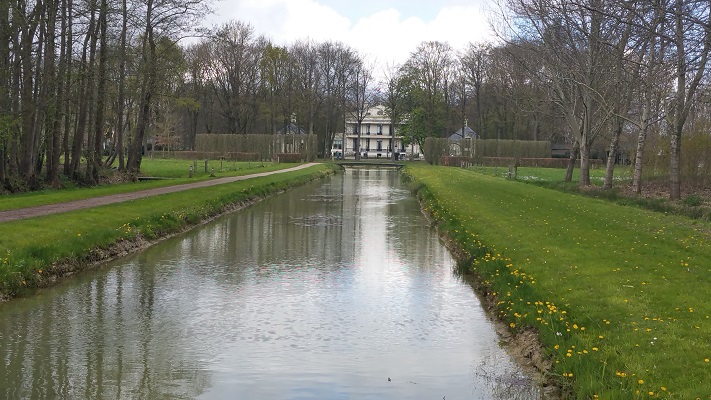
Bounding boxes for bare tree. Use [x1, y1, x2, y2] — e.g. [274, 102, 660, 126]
[318, 41, 355, 158]
[346, 57, 377, 161]
[631, 2, 669, 195]
[401, 41, 455, 139]
[461, 43, 490, 137]
[126, 0, 207, 173]
[667, 0, 711, 199]
[381, 62, 405, 160]
[505, 0, 620, 186]
[292, 40, 322, 136]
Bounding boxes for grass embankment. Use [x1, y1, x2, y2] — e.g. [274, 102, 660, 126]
[0, 160, 290, 212]
[0, 163, 336, 299]
[405, 164, 711, 399]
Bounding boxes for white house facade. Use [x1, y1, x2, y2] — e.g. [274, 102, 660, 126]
[332, 105, 421, 160]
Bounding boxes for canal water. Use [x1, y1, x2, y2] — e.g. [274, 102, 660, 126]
[0, 169, 539, 399]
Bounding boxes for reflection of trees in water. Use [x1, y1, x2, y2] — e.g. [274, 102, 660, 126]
[472, 356, 541, 400]
[0, 264, 213, 399]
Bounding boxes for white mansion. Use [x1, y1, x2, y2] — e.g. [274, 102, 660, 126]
[331, 105, 421, 160]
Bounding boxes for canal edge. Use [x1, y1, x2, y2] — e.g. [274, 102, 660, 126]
[0, 167, 337, 303]
[408, 179, 561, 399]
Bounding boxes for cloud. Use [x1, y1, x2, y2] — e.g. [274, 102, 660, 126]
[204, 0, 494, 65]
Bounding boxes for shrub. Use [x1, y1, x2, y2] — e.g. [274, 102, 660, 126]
[682, 194, 704, 207]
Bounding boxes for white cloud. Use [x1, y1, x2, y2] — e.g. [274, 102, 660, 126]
[204, 0, 495, 65]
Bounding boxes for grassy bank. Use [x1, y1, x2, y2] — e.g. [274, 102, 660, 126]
[405, 164, 711, 399]
[472, 165, 711, 221]
[0, 160, 293, 212]
[0, 163, 336, 299]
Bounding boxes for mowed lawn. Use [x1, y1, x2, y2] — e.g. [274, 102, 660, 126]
[0, 159, 290, 212]
[471, 165, 633, 185]
[406, 164, 711, 399]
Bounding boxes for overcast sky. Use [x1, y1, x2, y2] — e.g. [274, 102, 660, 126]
[202, 0, 496, 68]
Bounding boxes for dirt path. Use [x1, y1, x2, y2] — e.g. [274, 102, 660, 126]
[0, 163, 320, 223]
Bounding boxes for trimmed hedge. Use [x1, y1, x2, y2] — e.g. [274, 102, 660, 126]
[153, 151, 261, 161]
[440, 156, 472, 167]
[195, 134, 318, 162]
[273, 153, 304, 163]
[482, 157, 603, 168]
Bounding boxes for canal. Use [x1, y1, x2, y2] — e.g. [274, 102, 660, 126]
[0, 168, 539, 399]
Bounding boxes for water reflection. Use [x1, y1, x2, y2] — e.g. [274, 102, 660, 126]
[0, 169, 539, 399]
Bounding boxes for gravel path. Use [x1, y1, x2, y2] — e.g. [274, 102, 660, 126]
[0, 163, 320, 223]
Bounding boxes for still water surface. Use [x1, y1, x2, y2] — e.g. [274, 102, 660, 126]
[0, 169, 538, 399]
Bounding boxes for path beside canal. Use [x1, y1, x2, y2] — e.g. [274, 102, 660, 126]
[0, 163, 319, 223]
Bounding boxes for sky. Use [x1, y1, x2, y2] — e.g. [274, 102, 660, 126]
[202, 0, 496, 68]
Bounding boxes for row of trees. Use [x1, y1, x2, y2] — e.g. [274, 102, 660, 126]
[3, 0, 711, 199]
[180, 21, 376, 161]
[1, 0, 207, 190]
[497, 0, 711, 198]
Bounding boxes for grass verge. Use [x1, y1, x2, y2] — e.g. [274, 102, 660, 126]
[404, 164, 711, 399]
[0, 160, 292, 212]
[0, 164, 336, 300]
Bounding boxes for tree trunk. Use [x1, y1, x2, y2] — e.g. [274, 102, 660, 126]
[631, 97, 652, 195]
[603, 117, 623, 190]
[84, 3, 100, 183]
[45, 0, 62, 187]
[127, 0, 156, 174]
[69, 5, 96, 179]
[19, 10, 40, 182]
[0, 0, 9, 184]
[564, 141, 579, 183]
[669, 124, 682, 200]
[579, 139, 591, 187]
[91, 0, 108, 183]
[354, 123, 361, 161]
[116, 0, 128, 170]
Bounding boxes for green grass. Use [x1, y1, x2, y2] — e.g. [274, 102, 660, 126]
[405, 164, 711, 399]
[0, 163, 335, 298]
[0, 160, 294, 212]
[470, 165, 633, 185]
[139, 157, 271, 178]
[470, 165, 711, 221]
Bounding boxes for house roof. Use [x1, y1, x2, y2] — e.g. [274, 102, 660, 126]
[449, 126, 477, 140]
[278, 122, 306, 135]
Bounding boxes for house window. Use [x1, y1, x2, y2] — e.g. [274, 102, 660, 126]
[377, 124, 382, 135]
[366, 124, 371, 135]
[377, 140, 382, 151]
